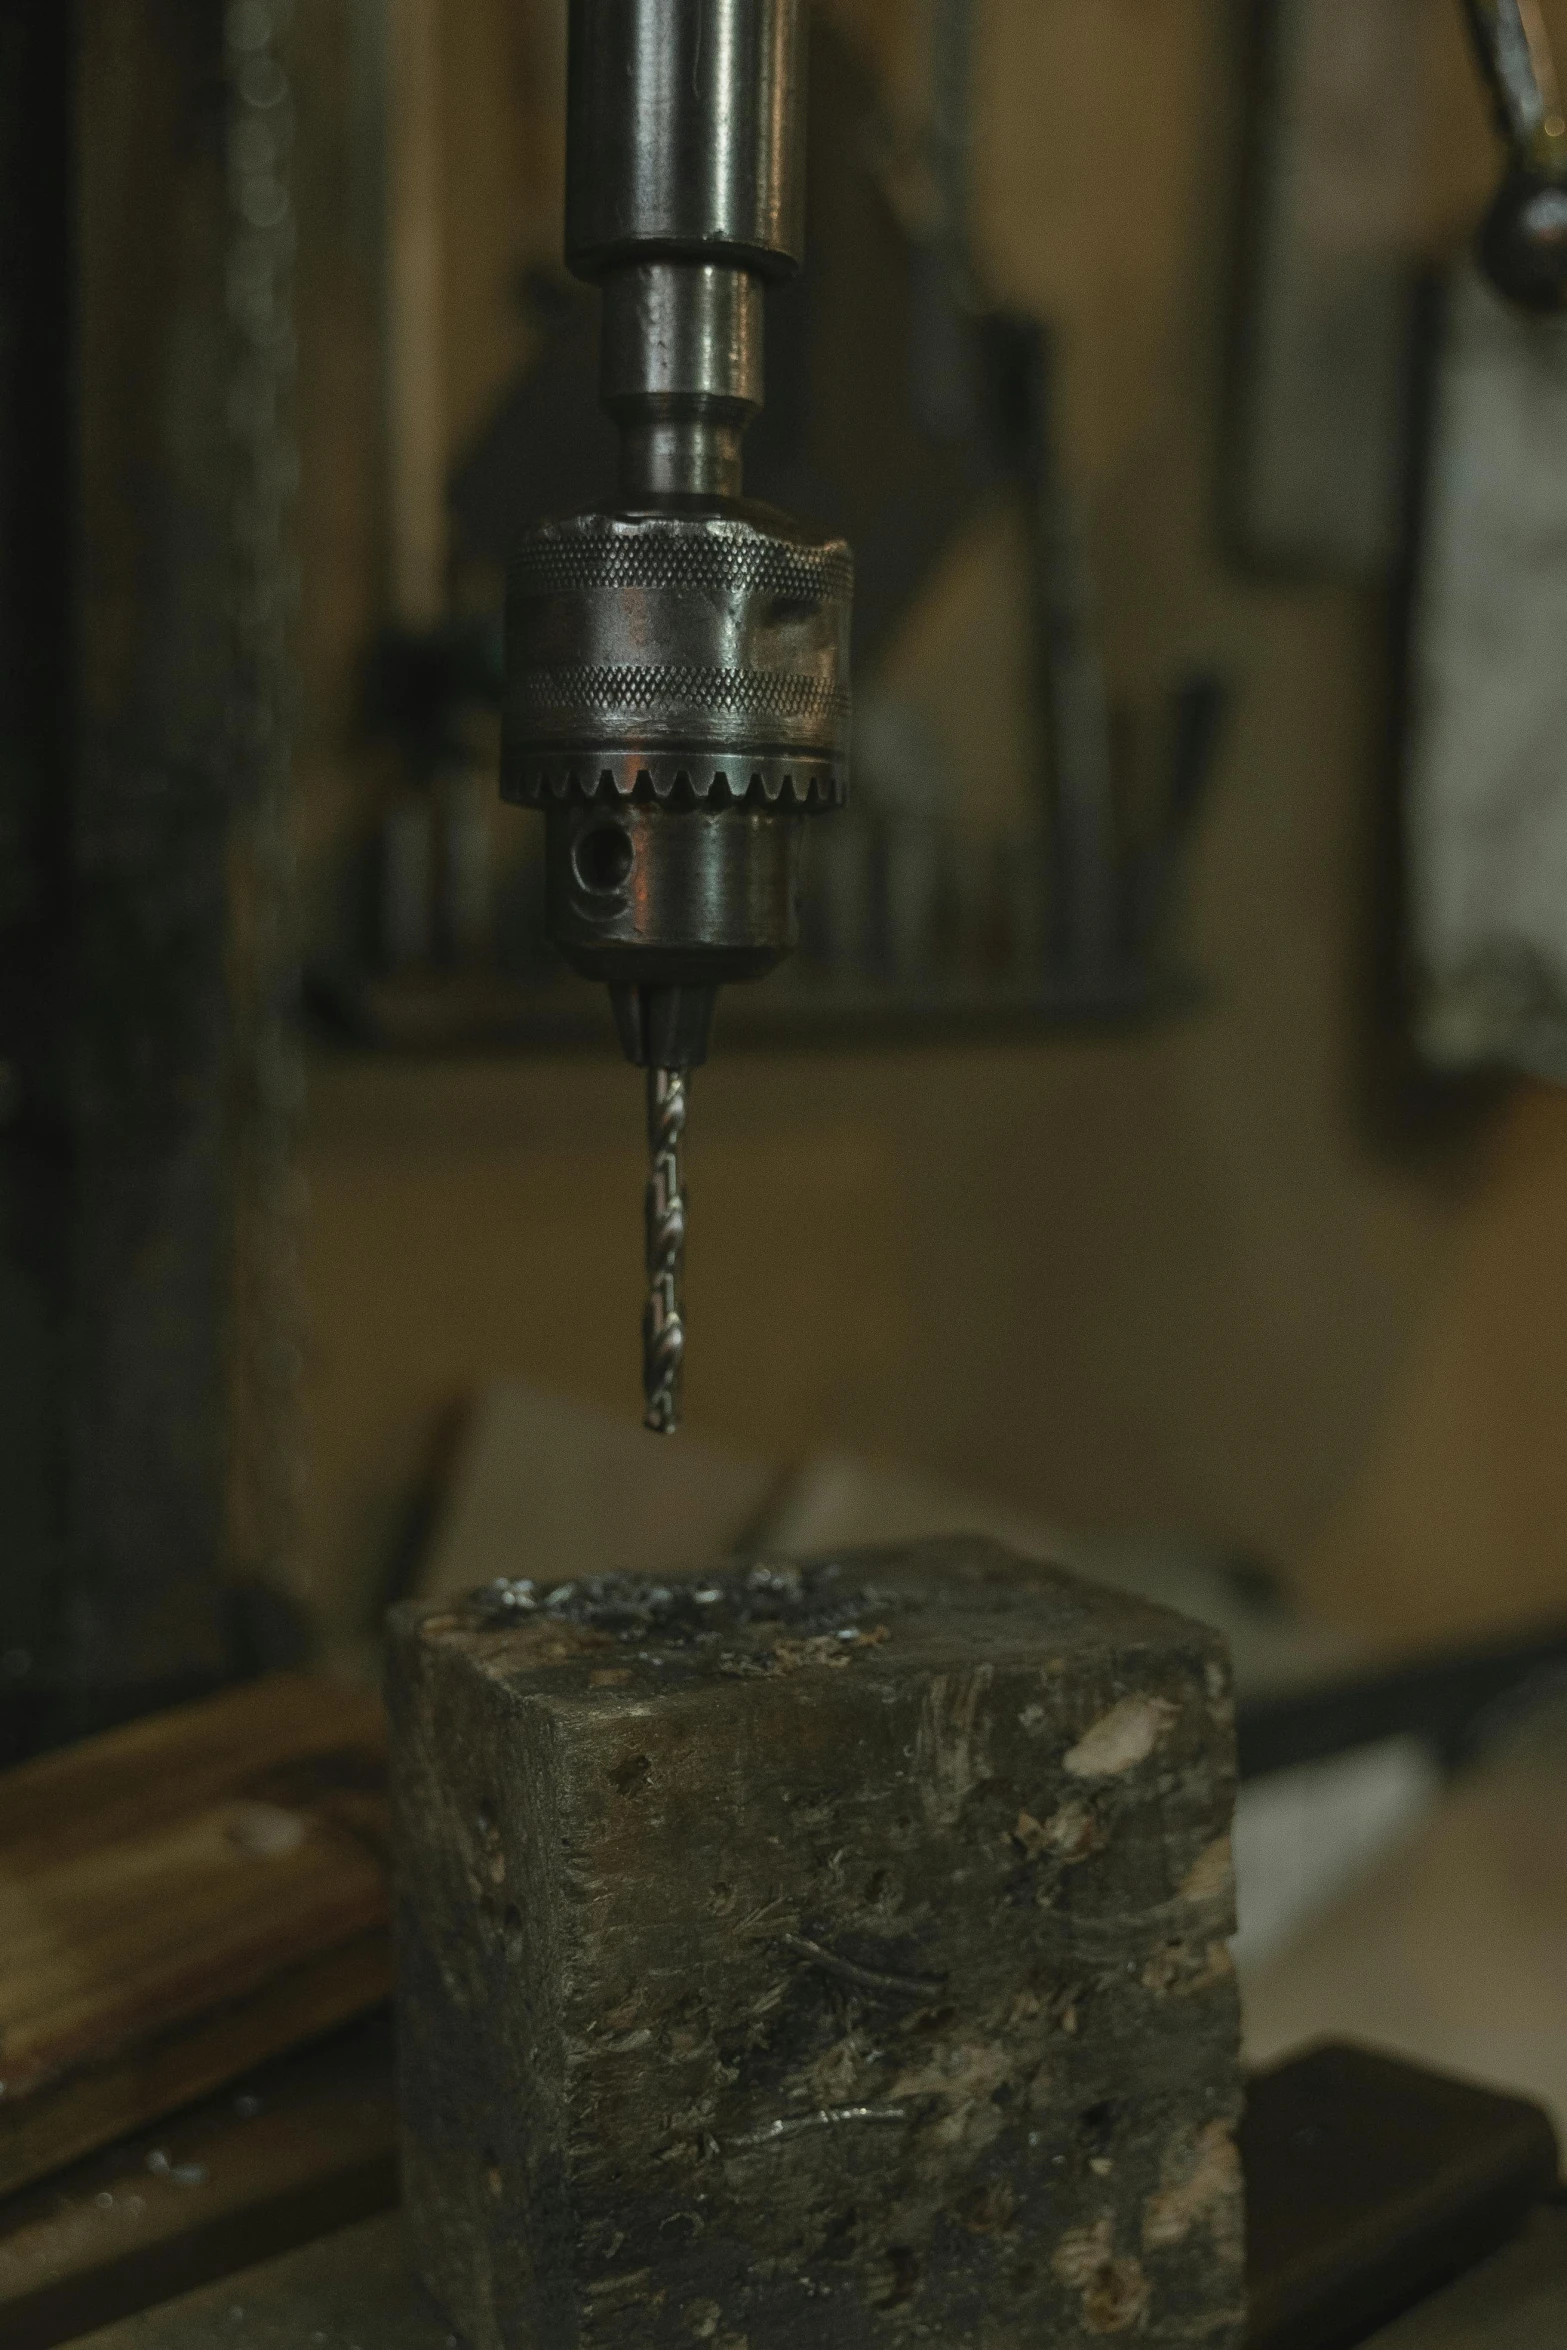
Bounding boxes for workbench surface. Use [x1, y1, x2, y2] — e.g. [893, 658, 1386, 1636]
[1363, 2205, 1567, 2345]
[64, 2204, 1567, 2347]
[70, 2217, 438, 2349]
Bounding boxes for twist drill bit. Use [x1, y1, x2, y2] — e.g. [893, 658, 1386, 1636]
[643, 1066, 687, 1435]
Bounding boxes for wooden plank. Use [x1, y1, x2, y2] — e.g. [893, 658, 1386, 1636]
[0, 1677, 391, 2199]
[0, 2014, 397, 2350]
[64, 2215, 438, 2350]
[1243, 2041, 1559, 2348]
[1364, 2207, 1567, 2346]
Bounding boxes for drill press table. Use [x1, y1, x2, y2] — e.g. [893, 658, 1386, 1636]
[61, 2202, 1567, 2350]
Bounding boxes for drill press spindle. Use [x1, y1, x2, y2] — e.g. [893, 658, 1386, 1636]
[500, 0, 852, 1435]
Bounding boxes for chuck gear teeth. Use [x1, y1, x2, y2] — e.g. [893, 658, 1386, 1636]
[501, 748, 847, 813]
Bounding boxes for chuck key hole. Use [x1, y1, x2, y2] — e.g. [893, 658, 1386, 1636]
[573, 822, 635, 895]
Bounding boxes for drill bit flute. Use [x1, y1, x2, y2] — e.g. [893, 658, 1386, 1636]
[643, 1067, 687, 1434]
[500, 0, 853, 1434]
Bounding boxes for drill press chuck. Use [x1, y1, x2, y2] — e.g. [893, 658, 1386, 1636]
[503, 506, 851, 1068]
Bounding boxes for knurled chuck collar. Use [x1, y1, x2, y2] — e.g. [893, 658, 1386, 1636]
[501, 506, 852, 814]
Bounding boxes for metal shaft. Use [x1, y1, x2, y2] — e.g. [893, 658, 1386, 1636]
[504, 0, 847, 1432]
[566, 0, 806, 282]
[601, 260, 764, 499]
[643, 1067, 688, 1434]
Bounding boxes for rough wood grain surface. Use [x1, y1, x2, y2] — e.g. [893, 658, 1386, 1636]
[389, 1538, 1244, 2348]
[0, 1676, 392, 2199]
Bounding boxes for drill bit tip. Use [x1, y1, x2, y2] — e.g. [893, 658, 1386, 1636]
[643, 1065, 687, 1435]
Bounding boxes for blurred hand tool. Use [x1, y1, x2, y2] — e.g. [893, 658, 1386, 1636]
[1462, 0, 1567, 310]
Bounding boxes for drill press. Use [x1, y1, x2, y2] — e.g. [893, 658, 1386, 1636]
[501, 0, 852, 1436]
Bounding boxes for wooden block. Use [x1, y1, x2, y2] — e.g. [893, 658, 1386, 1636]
[0, 1676, 392, 2199]
[389, 1539, 1244, 2349]
[0, 2014, 397, 2350]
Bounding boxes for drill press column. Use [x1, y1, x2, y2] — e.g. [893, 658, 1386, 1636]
[502, 0, 852, 1435]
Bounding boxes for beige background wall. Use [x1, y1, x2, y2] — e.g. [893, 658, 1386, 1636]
[289, 0, 1567, 1651]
